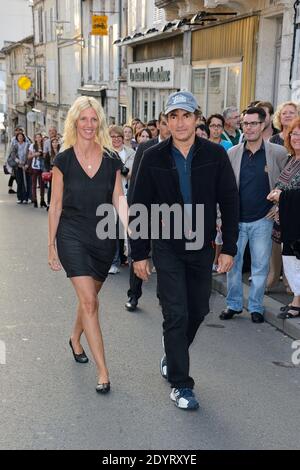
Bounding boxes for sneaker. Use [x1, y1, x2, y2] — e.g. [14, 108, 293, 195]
[8, 189, 16, 194]
[108, 265, 120, 274]
[17, 200, 23, 204]
[170, 388, 199, 410]
[160, 355, 168, 379]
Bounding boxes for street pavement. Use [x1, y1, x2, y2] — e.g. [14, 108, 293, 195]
[0, 152, 300, 450]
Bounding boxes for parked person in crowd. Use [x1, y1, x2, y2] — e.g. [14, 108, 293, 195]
[48, 96, 124, 394]
[206, 114, 233, 270]
[108, 126, 135, 273]
[207, 114, 233, 151]
[10, 126, 31, 145]
[266, 101, 300, 289]
[135, 127, 152, 146]
[195, 123, 209, 139]
[28, 133, 47, 208]
[270, 101, 300, 146]
[130, 91, 239, 410]
[9, 132, 31, 204]
[43, 126, 58, 157]
[267, 118, 300, 318]
[45, 137, 61, 208]
[147, 120, 159, 139]
[220, 107, 289, 324]
[125, 112, 171, 312]
[255, 101, 278, 141]
[222, 106, 242, 146]
[123, 124, 135, 149]
[130, 119, 145, 150]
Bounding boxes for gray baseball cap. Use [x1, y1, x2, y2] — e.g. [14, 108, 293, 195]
[165, 91, 199, 115]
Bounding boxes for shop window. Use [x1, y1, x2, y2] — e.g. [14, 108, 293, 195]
[192, 63, 241, 116]
[207, 68, 226, 116]
[152, 101, 156, 120]
[144, 100, 148, 124]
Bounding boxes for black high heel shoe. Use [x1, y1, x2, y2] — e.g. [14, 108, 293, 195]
[69, 339, 89, 363]
[95, 382, 111, 394]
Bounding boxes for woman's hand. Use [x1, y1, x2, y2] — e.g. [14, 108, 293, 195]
[267, 189, 282, 203]
[48, 245, 62, 271]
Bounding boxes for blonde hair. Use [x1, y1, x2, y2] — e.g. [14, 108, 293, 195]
[273, 101, 300, 131]
[62, 96, 113, 152]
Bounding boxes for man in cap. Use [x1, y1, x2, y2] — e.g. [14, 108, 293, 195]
[129, 91, 239, 410]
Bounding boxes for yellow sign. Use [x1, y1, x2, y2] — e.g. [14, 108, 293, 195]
[91, 15, 108, 36]
[17, 76, 32, 91]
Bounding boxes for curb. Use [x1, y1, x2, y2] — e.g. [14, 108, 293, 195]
[212, 274, 300, 340]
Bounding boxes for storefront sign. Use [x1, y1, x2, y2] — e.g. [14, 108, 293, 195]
[128, 60, 175, 88]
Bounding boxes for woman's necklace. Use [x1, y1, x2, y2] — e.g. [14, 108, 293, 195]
[76, 145, 94, 170]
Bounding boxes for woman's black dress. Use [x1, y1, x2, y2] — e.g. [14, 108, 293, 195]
[54, 147, 122, 282]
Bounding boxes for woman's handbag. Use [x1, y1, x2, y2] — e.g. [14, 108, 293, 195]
[41, 171, 52, 182]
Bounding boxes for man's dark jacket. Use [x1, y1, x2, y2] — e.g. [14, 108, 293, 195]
[127, 137, 158, 206]
[129, 136, 239, 262]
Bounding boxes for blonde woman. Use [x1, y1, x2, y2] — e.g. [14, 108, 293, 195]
[48, 96, 125, 394]
[270, 101, 300, 146]
[267, 101, 300, 290]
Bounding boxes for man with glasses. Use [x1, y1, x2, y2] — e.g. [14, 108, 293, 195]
[222, 106, 243, 146]
[207, 114, 233, 151]
[220, 107, 289, 323]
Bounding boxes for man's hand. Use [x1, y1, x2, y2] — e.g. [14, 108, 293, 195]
[217, 254, 234, 273]
[133, 259, 151, 281]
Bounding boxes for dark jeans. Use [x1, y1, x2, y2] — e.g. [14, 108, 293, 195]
[152, 240, 214, 390]
[127, 263, 143, 300]
[15, 167, 31, 202]
[31, 169, 45, 202]
[8, 175, 15, 187]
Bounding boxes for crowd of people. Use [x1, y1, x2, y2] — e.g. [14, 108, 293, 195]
[4, 93, 300, 411]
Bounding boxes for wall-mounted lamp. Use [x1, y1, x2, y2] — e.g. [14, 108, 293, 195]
[54, 21, 85, 47]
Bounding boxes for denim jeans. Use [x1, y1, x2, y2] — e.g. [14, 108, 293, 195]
[226, 217, 273, 315]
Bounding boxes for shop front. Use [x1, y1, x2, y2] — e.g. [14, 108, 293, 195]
[128, 57, 182, 121]
[191, 15, 259, 116]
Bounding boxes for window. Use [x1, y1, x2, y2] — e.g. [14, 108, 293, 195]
[36, 68, 45, 101]
[38, 8, 44, 43]
[192, 63, 242, 116]
[143, 91, 148, 123]
[47, 60, 56, 95]
[154, 6, 165, 24]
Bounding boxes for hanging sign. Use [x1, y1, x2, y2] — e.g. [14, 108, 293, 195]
[91, 15, 108, 36]
[17, 76, 32, 90]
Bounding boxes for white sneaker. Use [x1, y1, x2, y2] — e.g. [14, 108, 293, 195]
[108, 265, 120, 274]
[170, 388, 199, 410]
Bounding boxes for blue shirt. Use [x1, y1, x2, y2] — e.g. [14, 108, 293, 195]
[171, 145, 194, 208]
[220, 140, 232, 152]
[239, 141, 272, 222]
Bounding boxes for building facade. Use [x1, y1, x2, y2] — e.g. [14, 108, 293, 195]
[155, 0, 299, 113]
[1, 36, 35, 140]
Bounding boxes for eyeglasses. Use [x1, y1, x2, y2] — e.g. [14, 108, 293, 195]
[290, 132, 300, 138]
[241, 121, 262, 128]
[110, 135, 122, 139]
[209, 124, 223, 129]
